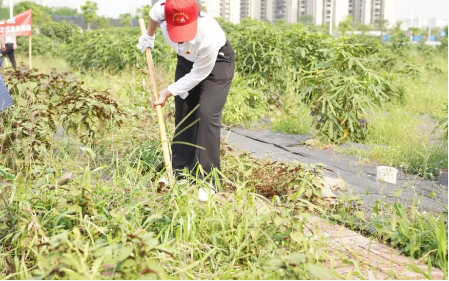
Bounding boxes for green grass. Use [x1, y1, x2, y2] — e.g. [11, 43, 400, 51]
[401, 51, 448, 120]
[1, 54, 447, 279]
[337, 50, 448, 178]
[270, 94, 312, 135]
[340, 106, 447, 178]
[0, 56, 334, 280]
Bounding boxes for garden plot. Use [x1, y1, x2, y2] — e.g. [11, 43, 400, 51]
[222, 128, 448, 213]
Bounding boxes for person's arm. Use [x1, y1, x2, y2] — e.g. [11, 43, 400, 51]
[153, 43, 222, 107]
[147, 17, 159, 37]
[137, 1, 164, 53]
[13, 35, 16, 50]
[1, 37, 5, 51]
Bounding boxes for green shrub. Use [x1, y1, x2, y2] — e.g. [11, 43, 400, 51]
[16, 34, 65, 56]
[40, 21, 80, 43]
[64, 28, 176, 72]
[1, 68, 125, 160]
[299, 40, 402, 142]
[222, 74, 268, 125]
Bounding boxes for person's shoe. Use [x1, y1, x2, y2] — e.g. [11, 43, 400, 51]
[159, 177, 169, 188]
[198, 187, 216, 202]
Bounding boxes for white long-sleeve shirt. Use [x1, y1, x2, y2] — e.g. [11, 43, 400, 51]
[150, 0, 226, 99]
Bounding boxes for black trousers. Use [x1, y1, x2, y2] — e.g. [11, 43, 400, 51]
[172, 40, 235, 178]
[0, 43, 17, 70]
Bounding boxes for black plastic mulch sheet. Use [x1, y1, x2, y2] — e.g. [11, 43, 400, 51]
[0, 73, 13, 113]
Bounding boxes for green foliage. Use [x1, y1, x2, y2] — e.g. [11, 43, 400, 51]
[221, 144, 325, 205]
[64, 28, 176, 72]
[120, 13, 132, 27]
[373, 202, 447, 272]
[16, 34, 64, 56]
[133, 141, 165, 174]
[0, 7, 9, 20]
[338, 15, 354, 35]
[80, 1, 98, 30]
[390, 23, 410, 50]
[222, 74, 267, 125]
[438, 25, 448, 53]
[49, 6, 80, 16]
[270, 96, 312, 135]
[0, 142, 332, 279]
[299, 40, 402, 142]
[298, 15, 313, 25]
[28, 18, 438, 149]
[92, 16, 113, 29]
[333, 196, 448, 274]
[0, 68, 125, 159]
[40, 21, 80, 43]
[137, 5, 152, 20]
[14, 1, 52, 26]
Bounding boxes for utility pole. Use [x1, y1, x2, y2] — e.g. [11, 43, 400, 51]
[10, 0, 13, 18]
[410, 0, 414, 41]
[329, 0, 333, 35]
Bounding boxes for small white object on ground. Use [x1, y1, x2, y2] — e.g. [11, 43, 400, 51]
[198, 187, 216, 202]
[377, 166, 398, 184]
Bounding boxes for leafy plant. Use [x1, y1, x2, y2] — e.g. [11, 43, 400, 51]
[299, 41, 400, 142]
[40, 21, 80, 43]
[63, 28, 176, 72]
[222, 74, 267, 125]
[0, 67, 125, 160]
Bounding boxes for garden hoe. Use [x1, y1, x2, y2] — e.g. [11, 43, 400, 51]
[139, 18, 174, 185]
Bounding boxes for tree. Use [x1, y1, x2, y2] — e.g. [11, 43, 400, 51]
[80, 1, 98, 30]
[92, 16, 111, 29]
[353, 23, 373, 32]
[408, 27, 425, 36]
[50, 7, 80, 16]
[298, 15, 313, 25]
[338, 15, 353, 35]
[120, 13, 132, 27]
[376, 18, 389, 34]
[14, 1, 52, 26]
[137, 5, 152, 19]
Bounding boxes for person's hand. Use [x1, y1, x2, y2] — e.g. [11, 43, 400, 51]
[136, 33, 155, 53]
[1, 45, 5, 52]
[153, 88, 172, 108]
[13, 44, 17, 50]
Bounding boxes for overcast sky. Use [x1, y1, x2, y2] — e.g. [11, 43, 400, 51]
[52, 0, 449, 19]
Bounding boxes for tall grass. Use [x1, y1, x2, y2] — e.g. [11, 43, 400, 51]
[339, 50, 448, 178]
[0, 56, 334, 279]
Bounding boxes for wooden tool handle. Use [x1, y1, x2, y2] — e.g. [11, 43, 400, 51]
[139, 18, 174, 183]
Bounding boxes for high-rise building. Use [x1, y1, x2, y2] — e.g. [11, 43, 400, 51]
[297, 0, 348, 26]
[400, 17, 448, 31]
[349, 0, 395, 27]
[202, 0, 395, 27]
[349, 0, 371, 25]
[371, 0, 395, 26]
[201, 0, 241, 23]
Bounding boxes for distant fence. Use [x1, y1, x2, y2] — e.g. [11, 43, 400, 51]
[50, 15, 129, 30]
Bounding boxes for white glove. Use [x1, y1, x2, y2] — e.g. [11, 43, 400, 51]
[137, 33, 155, 53]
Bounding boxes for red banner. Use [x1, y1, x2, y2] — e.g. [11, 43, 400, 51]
[0, 10, 33, 37]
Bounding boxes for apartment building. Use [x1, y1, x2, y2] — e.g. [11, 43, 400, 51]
[349, 0, 395, 26]
[349, 0, 371, 25]
[298, 0, 348, 26]
[274, 0, 299, 22]
[400, 17, 448, 30]
[202, 0, 395, 27]
[371, 0, 395, 25]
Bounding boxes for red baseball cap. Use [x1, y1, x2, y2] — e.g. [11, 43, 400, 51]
[164, 0, 199, 43]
